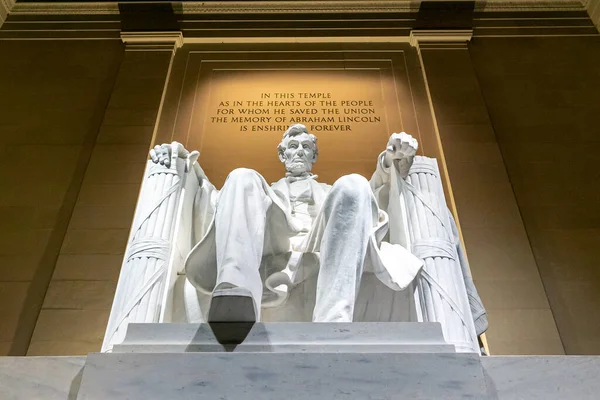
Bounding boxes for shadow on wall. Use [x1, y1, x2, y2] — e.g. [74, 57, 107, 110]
[415, 1, 475, 29]
[7, 47, 124, 356]
[118, 2, 179, 32]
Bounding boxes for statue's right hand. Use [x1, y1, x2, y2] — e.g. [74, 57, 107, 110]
[149, 142, 189, 168]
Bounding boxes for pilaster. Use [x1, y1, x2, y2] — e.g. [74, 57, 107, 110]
[0, 0, 15, 28]
[409, 30, 473, 51]
[411, 29, 565, 355]
[120, 31, 184, 54]
[587, 0, 600, 31]
[27, 31, 184, 356]
[408, 29, 473, 244]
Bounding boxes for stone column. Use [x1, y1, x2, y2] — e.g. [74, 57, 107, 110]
[410, 30, 564, 354]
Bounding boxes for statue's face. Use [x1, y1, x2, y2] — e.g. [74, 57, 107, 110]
[280, 132, 317, 176]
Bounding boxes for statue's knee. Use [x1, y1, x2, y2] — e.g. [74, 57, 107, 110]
[333, 174, 371, 198]
[226, 168, 262, 187]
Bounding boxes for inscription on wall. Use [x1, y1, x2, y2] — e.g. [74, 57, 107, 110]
[196, 70, 397, 187]
[210, 92, 382, 133]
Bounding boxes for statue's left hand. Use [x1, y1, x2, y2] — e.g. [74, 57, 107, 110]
[384, 132, 418, 178]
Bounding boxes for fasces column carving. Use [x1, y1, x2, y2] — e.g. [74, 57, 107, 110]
[404, 158, 480, 353]
[102, 155, 186, 351]
[102, 143, 200, 352]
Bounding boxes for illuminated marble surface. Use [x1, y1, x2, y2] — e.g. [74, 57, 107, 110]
[113, 322, 455, 353]
[0, 356, 85, 400]
[77, 352, 487, 400]
[2, 354, 600, 399]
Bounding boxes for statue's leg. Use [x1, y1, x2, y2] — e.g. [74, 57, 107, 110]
[312, 174, 379, 322]
[211, 168, 272, 322]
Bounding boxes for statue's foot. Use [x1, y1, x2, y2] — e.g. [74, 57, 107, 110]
[208, 287, 257, 323]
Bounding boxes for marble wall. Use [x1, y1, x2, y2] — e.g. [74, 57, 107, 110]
[470, 36, 600, 355]
[0, 41, 123, 356]
[588, 0, 600, 30]
[418, 43, 564, 355]
[0, 34, 599, 357]
[26, 49, 174, 356]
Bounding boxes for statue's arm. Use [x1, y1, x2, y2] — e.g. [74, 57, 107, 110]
[149, 142, 217, 243]
[369, 132, 418, 192]
[369, 150, 390, 192]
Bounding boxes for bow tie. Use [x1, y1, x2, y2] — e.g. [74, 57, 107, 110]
[288, 179, 314, 204]
[285, 173, 318, 183]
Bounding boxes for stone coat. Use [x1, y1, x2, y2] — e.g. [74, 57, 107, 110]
[184, 153, 424, 306]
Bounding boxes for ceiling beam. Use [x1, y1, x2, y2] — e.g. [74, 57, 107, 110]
[7, 0, 588, 16]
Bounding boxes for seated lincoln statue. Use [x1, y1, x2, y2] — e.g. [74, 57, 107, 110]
[151, 124, 423, 324]
[102, 123, 487, 353]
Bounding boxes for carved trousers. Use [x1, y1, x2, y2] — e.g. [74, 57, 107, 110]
[214, 168, 379, 322]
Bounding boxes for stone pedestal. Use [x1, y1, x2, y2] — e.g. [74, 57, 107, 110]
[1, 324, 599, 400]
[113, 322, 455, 353]
[74, 322, 493, 399]
[77, 352, 487, 400]
[3, 354, 600, 400]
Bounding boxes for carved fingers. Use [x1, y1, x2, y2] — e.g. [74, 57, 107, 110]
[149, 142, 190, 169]
[386, 132, 418, 160]
[150, 144, 172, 167]
[384, 132, 418, 178]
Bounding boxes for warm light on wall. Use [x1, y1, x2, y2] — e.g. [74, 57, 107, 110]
[186, 69, 401, 187]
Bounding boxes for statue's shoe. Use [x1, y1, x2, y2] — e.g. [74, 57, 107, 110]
[208, 287, 257, 323]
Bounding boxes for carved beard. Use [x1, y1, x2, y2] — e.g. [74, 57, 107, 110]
[285, 157, 312, 175]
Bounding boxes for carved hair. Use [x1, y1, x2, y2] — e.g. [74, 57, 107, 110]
[277, 123, 319, 159]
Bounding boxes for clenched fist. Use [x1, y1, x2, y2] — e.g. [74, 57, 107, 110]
[149, 142, 189, 169]
[384, 132, 418, 178]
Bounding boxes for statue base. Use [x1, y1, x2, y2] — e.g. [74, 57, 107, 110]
[112, 322, 456, 353]
[77, 351, 487, 399]
[74, 322, 494, 399]
[2, 323, 599, 400]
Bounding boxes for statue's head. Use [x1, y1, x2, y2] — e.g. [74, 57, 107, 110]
[277, 124, 318, 177]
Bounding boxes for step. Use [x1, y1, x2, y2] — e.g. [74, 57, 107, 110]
[113, 322, 456, 353]
[77, 352, 487, 399]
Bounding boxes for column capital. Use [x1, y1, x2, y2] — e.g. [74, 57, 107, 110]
[409, 30, 473, 49]
[120, 31, 184, 52]
[1, 0, 16, 28]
